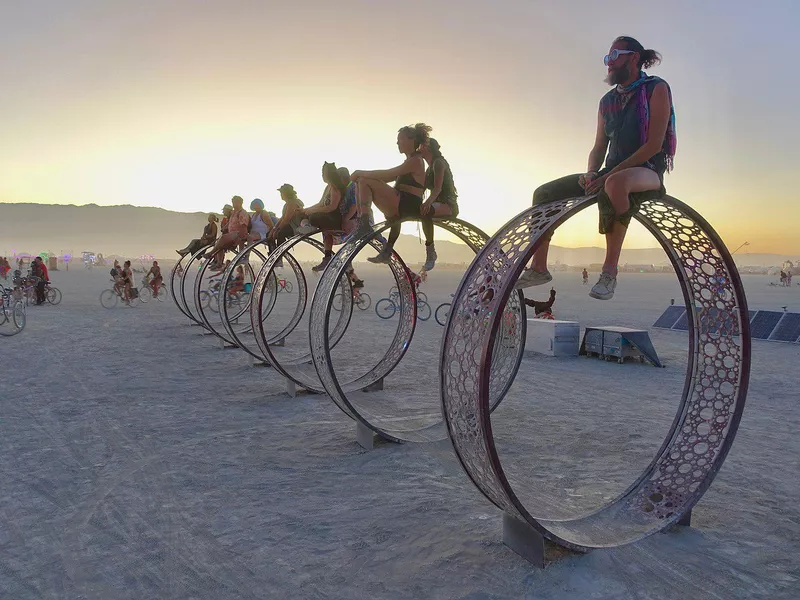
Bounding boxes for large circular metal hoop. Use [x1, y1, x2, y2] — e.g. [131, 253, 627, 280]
[249, 233, 365, 391]
[192, 244, 272, 347]
[170, 249, 196, 320]
[176, 245, 213, 326]
[309, 218, 527, 443]
[217, 240, 289, 358]
[440, 195, 750, 550]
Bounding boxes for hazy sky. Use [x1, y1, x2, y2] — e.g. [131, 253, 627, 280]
[2, 0, 798, 253]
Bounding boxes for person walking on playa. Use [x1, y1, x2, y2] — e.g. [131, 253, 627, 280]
[516, 36, 677, 300]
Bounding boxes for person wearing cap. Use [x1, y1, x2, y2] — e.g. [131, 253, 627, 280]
[177, 213, 219, 257]
[268, 184, 305, 247]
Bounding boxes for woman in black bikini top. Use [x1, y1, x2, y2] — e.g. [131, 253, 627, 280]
[350, 123, 435, 266]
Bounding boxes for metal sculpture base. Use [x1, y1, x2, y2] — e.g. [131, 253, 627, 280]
[355, 420, 394, 450]
[361, 378, 384, 392]
[286, 379, 317, 398]
[502, 514, 578, 568]
[216, 338, 239, 350]
[666, 508, 693, 531]
[246, 354, 272, 368]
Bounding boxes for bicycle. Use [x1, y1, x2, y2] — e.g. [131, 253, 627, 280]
[138, 277, 168, 303]
[332, 287, 371, 312]
[275, 276, 293, 293]
[375, 292, 431, 321]
[100, 280, 139, 308]
[435, 296, 453, 326]
[198, 277, 246, 313]
[0, 285, 25, 336]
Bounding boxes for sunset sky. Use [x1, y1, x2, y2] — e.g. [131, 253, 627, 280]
[2, 0, 798, 253]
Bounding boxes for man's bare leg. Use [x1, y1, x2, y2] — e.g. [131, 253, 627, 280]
[590, 167, 660, 300]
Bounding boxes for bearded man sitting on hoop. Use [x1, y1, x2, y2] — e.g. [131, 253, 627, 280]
[516, 36, 677, 300]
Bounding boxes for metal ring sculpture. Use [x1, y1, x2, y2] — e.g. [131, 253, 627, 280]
[216, 240, 290, 358]
[192, 242, 277, 350]
[250, 233, 388, 393]
[309, 218, 527, 443]
[173, 245, 213, 326]
[440, 195, 750, 550]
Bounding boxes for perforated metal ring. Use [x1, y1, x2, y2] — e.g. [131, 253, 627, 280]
[440, 195, 750, 550]
[310, 218, 527, 443]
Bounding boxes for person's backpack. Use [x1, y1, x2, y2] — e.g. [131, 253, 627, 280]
[110, 268, 118, 277]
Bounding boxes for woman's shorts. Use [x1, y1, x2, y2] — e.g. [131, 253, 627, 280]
[397, 192, 423, 219]
[309, 211, 343, 231]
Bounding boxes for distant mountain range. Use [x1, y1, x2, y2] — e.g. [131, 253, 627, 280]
[1, 202, 796, 268]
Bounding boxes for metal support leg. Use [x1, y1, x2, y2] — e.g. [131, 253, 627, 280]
[361, 378, 384, 392]
[356, 421, 375, 450]
[502, 513, 545, 568]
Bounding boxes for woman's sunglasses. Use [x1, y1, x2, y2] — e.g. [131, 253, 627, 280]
[603, 49, 635, 66]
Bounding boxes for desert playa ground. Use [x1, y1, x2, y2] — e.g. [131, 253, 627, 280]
[1, 265, 798, 599]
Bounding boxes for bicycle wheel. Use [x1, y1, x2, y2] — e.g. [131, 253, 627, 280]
[198, 290, 211, 310]
[332, 293, 344, 312]
[138, 287, 151, 303]
[356, 292, 371, 311]
[417, 290, 428, 303]
[435, 302, 451, 326]
[12, 301, 25, 332]
[46, 287, 62, 305]
[284, 280, 293, 293]
[375, 298, 397, 319]
[156, 285, 169, 301]
[100, 289, 118, 309]
[417, 300, 431, 321]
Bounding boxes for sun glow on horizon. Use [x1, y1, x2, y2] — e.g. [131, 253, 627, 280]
[1, 0, 798, 254]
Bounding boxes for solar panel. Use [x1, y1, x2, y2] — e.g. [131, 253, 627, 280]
[769, 312, 800, 342]
[748, 310, 757, 323]
[750, 311, 784, 340]
[700, 306, 740, 336]
[671, 308, 691, 331]
[653, 305, 686, 329]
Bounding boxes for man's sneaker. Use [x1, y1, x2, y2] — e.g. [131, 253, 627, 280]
[312, 255, 332, 272]
[297, 220, 316, 235]
[589, 272, 617, 300]
[422, 244, 437, 271]
[514, 268, 552, 290]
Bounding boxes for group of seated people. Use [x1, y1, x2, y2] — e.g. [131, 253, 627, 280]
[175, 123, 459, 287]
[176, 93, 671, 304]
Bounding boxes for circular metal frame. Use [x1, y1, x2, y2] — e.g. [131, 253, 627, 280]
[309, 218, 527, 443]
[248, 233, 363, 391]
[440, 195, 750, 550]
[216, 240, 288, 358]
[192, 242, 271, 348]
[174, 245, 213, 325]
